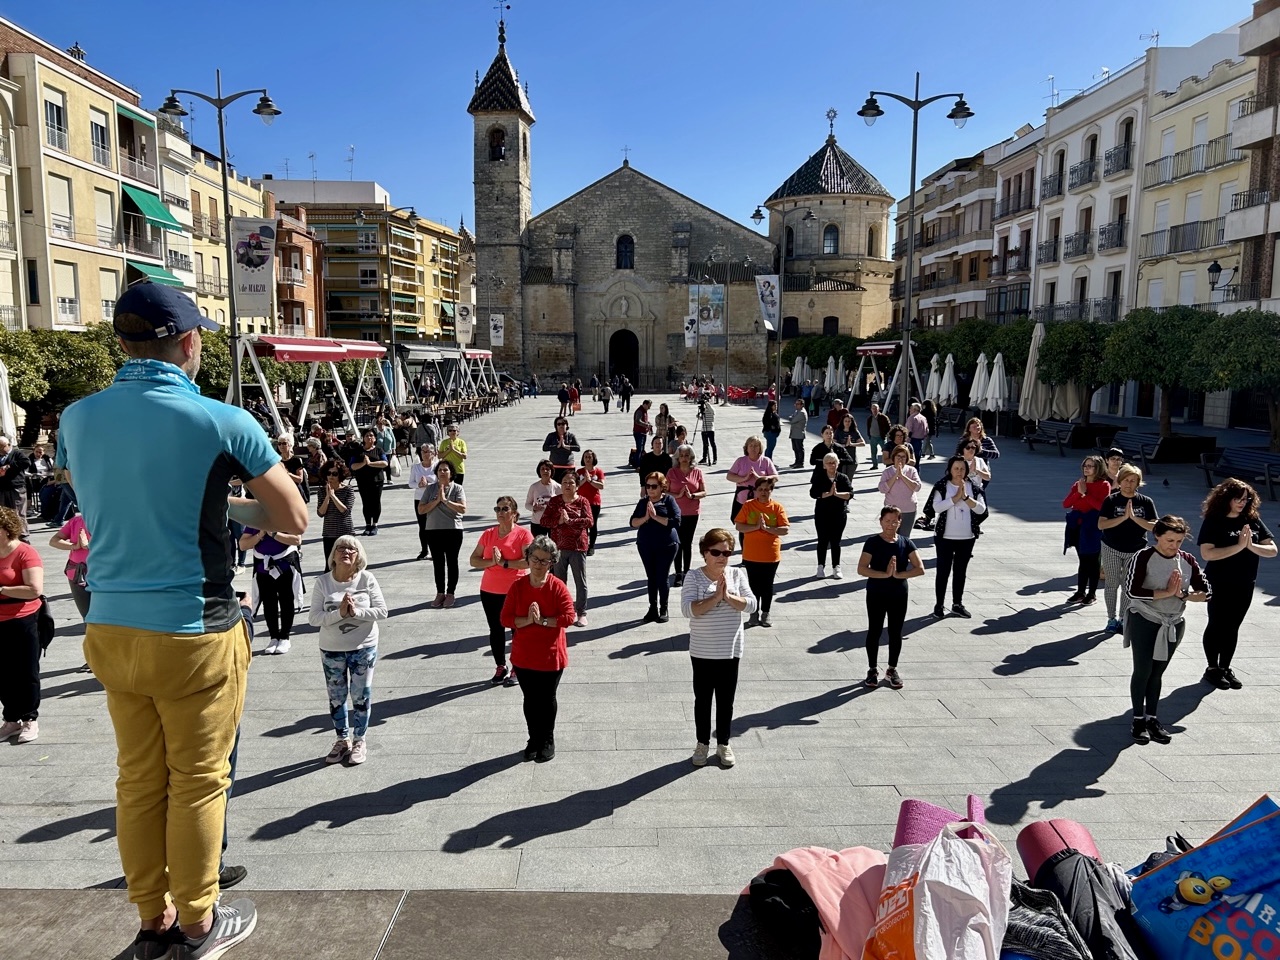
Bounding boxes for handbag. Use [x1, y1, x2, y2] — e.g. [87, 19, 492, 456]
[389, 456, 402, 478]
[0, 593, 55, 655]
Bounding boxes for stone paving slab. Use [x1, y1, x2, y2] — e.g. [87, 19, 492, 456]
[3, 393, 1279, 921]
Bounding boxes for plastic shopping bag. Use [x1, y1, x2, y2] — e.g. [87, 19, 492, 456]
[863, 822, 1013, 960]
[1129, 795, 1280, 960]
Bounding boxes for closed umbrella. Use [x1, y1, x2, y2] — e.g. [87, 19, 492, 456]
[983, 352, 1009, 435]
[0, 361, 16, 441]
[1051, 381, 1084, 421]
[1018, 320, 1054, 422]
[835, 356, 846, 393]
[924, 353, 941, 402]
[939, 354, 958, 406]
[970, 352, 990, 414]
[826, 355, 837, 390]
[791, 357, 803, 390]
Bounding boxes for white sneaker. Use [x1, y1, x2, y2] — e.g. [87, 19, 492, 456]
[832, 565, 844, 580]
[815, 563, 826, 578]
[717, 743, 736, 767]
[692, 742, 709, 766]
[15, 720, 38, 744]
[263, 639, 279, 655]
[274, 638, 291, 654]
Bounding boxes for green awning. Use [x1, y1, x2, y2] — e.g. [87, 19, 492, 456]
[116, 104, 156, 128]
[126, 261, 184, 287]
[440, 302, 455, 317]
[121, 184, 183, 232]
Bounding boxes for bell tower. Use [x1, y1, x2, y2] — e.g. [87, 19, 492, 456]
[468, 19, 535, 370]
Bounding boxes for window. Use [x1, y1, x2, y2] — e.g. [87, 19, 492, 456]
[1160, 128, 1176, 158]
[94, 189, 115, 247]
[867, 225, 879, 258]
[305, 254, 313, 274]
[822, 316, 839, 336]
[1074, 275, 1088, 302]
[359, 266, 378, 287]
[216, 309, 226, 325]
[54, 261, 78, 323]
[1192, 115, 1209, 147]
[1147, 277, 1164, 307]
[1184, 191, 1201, 224]
[615, 234, 634, 270]
[1177, 270, 1197, 306]
[48, 174, 74, 238]
[99, 269, 118, 322]
[968, 256, 979, 282]
[1219, 181, 1237, 218]
[357, 229, 377, 253]
[1121, 117, 1134, 146]
[785, 226, 794, 258]
[25, 259, 39, 305]
[1085, 134, 1098, 159]
[43, 88, 67, 150]
[822, 224, 839, 255]
[488, 127, 506, 161]
[90, 108, 111, 168]
[1044, 280, 1057, 305]
[307, 308, 315, 329]
[781, 316, 800, 339]
[212, 255, 222, 281]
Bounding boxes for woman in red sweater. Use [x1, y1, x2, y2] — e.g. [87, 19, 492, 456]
[1062, 455, 1111, 605]
[501, 535, 575, 762]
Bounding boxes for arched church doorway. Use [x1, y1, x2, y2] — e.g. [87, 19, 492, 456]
[608, 329, 640, 386]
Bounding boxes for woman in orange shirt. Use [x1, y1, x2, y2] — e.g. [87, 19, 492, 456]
[733, 475, 790, 628]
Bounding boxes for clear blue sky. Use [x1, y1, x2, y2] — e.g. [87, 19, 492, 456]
[13, 1, 1249, 231]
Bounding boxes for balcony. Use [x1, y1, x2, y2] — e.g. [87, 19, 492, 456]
[1103, 142, 1133, 177]
[191, 213, 222, 240]
[1138, 216, 1227, 259]
[1033, 297, 1123, 323]
[0, 220, 14, 251]
[1097, 220, 1128, 252]
[1036, 237, 1061, 265]
[891, 234, 923, 259]
[1232, 97, 1276, 151]
[91, 143, 112, 170]
[96, 225, 117, 249]
[120, 154, 157, 187]
[166, 249, 193, 274]
[124, 231, 161, 258]
[989, 250, 1029, 278]
[196, 273, 228, 297]
[993, 192, 1034, 222]
[156, 115, 189, 142]
[282, 266, 305, 285]
[1224, 190, 1271, 242]
[279, 323, 307, 337]
[1240, 5, 1280, 57]
[163, 192, 190, 210]
[56, 297, 79, 324]
[0, 137, 9, 167]
[1041, 172, 1064, 201]
[50, 212, 75, 240]
[1220, 281, 1264, 303]
[45, 122, 68, 152]
[0, 304, 19, 331]
[921, 226, 961, 249]
[1143, 135, 1243, 188]
[1068, 158, 1099, 191]
[101, 299, 115, 322]
[1063, 230, 1094, 260]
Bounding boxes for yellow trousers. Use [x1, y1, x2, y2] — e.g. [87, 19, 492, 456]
[84, 620, 250, 925]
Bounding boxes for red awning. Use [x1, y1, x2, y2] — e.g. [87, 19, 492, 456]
[857, 341, 900, 357]
[253, 336, 350, 364]
[334, 339, 388, 360]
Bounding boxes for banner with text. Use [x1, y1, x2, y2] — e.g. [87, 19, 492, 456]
[755, 275, 780, 332]
[684, 315, 698, 348]
[689, 284, 724, 334]
[229, 218, 276, 318]
[489, 313, 505, 348]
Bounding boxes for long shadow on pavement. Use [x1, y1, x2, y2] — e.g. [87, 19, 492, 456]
[442, 759, 696, 851]
[971, 605, 1069, 635]
[808, 616, 934, 655]
[733, 683, 875, 733]
[1017, 574, 1077, 597]
[261, 680, 491, 737]
[985, 682, 1213, 825]
[992, 630, 1109, 676]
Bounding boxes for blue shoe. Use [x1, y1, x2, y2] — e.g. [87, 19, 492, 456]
[1105, 618, 1122, 634]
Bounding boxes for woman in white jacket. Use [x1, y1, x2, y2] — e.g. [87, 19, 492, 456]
[308, 535, 388, 766]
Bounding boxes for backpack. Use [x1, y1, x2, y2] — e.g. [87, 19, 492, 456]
[748, 868, 821, 959]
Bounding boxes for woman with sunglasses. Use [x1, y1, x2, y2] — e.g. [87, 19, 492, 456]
[419, 460, 467, 608]
[666, 444, 708, 587]
[350, 429, 389, 536]
[541, 473, 593, 626]
[680, 527, 755, 768]
[409, 443, 437, 561]
[317, 460, 355, 570]
[542, 417, 580, 484]
[1197, 480, 1276, 690]
[879, 425, 915, 468]
[958, 438, 992, 494]
[501, 536, 575, 762]
[439, 422, 468, 484]
[470, 496, 533, 686]
[734, 475, 790, 628]
[525, 460, 561, 537]
[574, 450, 606, 556]
[631, 472, 682, 623]
[928, 455, 987, 619]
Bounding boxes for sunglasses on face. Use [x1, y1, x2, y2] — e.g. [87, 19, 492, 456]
[645, 483, 661, 490]
[705, 548, 732, 558]
[529, 556, 553, 566]
[494, 506, 512, 513]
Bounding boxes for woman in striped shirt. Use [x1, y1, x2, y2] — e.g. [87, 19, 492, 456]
[680, 528, 756, 768]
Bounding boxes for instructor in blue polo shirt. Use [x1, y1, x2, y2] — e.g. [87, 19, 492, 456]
[57, 284, 308, 960]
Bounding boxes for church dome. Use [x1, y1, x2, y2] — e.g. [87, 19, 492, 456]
[767, 134, 891, 202]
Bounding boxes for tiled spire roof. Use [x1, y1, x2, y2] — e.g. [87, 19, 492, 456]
[466, 20, 535, 122]
[767, 134, 891, 202]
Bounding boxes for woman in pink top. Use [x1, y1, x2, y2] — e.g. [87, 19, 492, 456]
[725, 435, 777, 525]
[468, 495, 534, 686]
[667, 444, 708, 586]
[50, 508, 92, 620]
[574, 449, 606, 556]
[878, 444, 923, 532]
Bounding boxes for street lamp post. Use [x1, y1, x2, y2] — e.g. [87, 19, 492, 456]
[159, 71, 281, 409]
[857, 74, 972, 419]
[707, 250, 752, 391]
[472, 270, 506, 351]
[751, 205, 817, 397]
[355, 205, 419, 408]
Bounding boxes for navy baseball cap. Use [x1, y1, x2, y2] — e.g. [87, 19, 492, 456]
[113, 283, 220, 341]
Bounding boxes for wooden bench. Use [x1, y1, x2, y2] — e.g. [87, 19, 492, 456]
[1021, 419, 1073, 456]
[1200, 449, 1280, 500]
[1097, 431, 1162, 474]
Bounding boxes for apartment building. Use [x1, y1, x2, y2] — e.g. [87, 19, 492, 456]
[265, 179, 459, 343]
[0, 74, 21, 331]
[985, 124, 1042, 324]
[3, 23, 193, 330]
[272, 203, 323, 338]
[891, 152, 996, 330]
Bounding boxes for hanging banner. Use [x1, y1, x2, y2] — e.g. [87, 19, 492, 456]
[689, 284, 724, 334]
[229, 218, 276, 318]
[489, 313, 505, 348]
[457, 304, 474, 345]
[755, 275, 780, 332]
[684, 315, 698, 348]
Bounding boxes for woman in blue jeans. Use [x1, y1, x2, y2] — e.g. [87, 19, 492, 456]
[631, 471, 681, 623]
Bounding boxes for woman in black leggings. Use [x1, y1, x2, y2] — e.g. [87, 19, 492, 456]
[929, 456, 986, 619]
[469, 495, 533, 686]
[350, 430, 389, 535]
[809, 452, 852, 579]
[630, 472, 681, 623]
[857, 507, 923, 689]
[1196, 480, 1276, 690]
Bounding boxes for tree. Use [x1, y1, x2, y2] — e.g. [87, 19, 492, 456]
[940, 318, 998, 372]
[1192, 309, 1280, 452]
[0, 330, 117, 444]
[987, 316, 1035, 378]
[1103, 306, 1210, 437]
[1036, 320, 1114, 426]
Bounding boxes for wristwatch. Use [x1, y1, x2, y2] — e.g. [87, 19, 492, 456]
[502, 558, 509, 568]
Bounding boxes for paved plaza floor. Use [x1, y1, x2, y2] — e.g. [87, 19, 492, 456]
[3, 394, 1278, 922]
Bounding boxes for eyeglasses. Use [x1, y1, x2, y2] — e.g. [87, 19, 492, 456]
[645, 483, 661, 489]
[528, 555, 554, 566]
[705, 548, 732, 558]
[494, 506, 512, 513]
[447, 428, 458, 433]
[964, 445, 978, 451]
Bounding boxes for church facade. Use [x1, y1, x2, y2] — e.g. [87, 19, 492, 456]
[468, 23, 892, 388]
